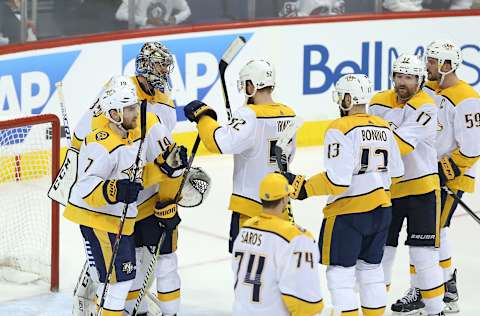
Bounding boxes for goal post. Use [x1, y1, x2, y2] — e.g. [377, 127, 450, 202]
[0, 114, 60, 292]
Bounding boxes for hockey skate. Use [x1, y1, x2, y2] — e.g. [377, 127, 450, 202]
[443, 269, 459, 313]
[391, 287, 427, 315]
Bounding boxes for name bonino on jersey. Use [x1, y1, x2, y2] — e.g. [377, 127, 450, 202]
[303, 114, 404, 218]
[71, 75, 176, 151]
[64, 112, 171, 235]
[196, 103, 296, 218]
[369, 89, 439, 199]
[424, 80, 480, 193]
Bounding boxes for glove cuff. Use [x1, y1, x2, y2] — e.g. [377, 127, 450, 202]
[289, 175, 307, 200]
[102, 180, 118, 204]
[194, 106, 217, 122]
[154, 201, 177, 219]
[439, 157, 457, 181]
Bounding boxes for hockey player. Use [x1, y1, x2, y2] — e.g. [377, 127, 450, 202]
[64, 77, 185, 315]
[183, 59, 297, 253]
[71, 41, 176, 152]
[232, 172, 324, 316]
[396, 40, 480, 314]
[284, 74, 404, 316]
[368, 55, 445, 316]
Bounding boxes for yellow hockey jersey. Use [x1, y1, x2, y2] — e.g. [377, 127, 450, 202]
[424, 80, 480, 192]
[64, 113, 172, 235]
[369, 90, 439, 199]
[232, 214, 324, 316]
[305, 114, 404, 218]
[71, 75, 176, 151]
[197, 103, 296, 218]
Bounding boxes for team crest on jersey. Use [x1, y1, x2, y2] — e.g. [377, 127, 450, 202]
[95, 131, 109, 141]
[122, 262, 134, 274]
[121, 164, 137, 182]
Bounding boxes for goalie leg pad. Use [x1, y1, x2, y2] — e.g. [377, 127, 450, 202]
[124, 247, 150, 315]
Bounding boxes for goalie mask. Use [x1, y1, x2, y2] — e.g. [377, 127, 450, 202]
[100, 76, 139, 126]
[136, 42, 174, 91]
[237, 59, 275, 98]
[178, 167, 211, 208]
[333, 74, 372, 116]
[426, 39, 462, 85]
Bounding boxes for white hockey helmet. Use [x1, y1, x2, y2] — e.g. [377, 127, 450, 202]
[100, 76, 139, 125]
[237, 59, 275, 97]
[391, 54, 427, 91]
[426, 40, 462, 82]
[332, 74, 373, 111]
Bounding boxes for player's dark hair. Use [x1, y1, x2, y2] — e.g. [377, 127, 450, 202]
[261, 198, 283, 209]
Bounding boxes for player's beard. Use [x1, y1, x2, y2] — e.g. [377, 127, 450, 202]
[427, 71, 441, 82]
[395, 85, 415, 101]
[122, 119, 137, 130]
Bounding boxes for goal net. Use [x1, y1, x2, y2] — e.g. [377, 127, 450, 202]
[0, 114, 60, 291]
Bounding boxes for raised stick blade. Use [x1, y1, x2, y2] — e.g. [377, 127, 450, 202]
[221, 36, 246, 64]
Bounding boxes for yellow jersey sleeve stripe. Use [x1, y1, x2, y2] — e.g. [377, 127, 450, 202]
[197, 116, 222, 154]
[281, 293, 324, 316]
[229, 193, 262, 218]
[393, 131, 414, 156]
[82, 180, 107, 209]
[451, 148, 480, 174]
[305, 172, 349, 196]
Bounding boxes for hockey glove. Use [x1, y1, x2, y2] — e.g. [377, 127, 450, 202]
[156, 143, 188, 178]
[282, 172, 308, 200]
[154, 200, 181, 231]
[184, 100, 217, 123]
[438, 156, 461, 187]
[103, 179, 143, 204]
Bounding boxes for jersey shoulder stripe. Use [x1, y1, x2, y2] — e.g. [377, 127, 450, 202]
[370, 89, 396, 108]
[407, 90, 435, 110]
[131, 76, 175, 108]
[246, 103, 295, 119]
[242, 214, 314, 242]
[425, 80, 440, 92]
[440, 80, 480, 107]
[328, 114, 390, 135]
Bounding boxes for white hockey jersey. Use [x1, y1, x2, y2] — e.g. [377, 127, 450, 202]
[232, 214, 324, 316]
[64, 113, 172, 235]
[72, 76, 176, 151]
[197, 103, 296, 218]
[305, 114, 404, 217]
[424, 80, 480, 192]
[369, 90, 439, 199]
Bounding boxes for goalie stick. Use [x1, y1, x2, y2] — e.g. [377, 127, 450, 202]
[219, 36, 246, 121]
[97, 100, 148, 316]
[131, 136, 201, 316]
[48, 82, 79, 206]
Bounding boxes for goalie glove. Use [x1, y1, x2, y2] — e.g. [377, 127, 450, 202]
[282, 172, 308, 200]
[438, 156, 461, 187]
[154, 200, 181, 231]
[103, 179, 143, 204]
[178, 167, 211, 208]
[155, 143, 188, 178]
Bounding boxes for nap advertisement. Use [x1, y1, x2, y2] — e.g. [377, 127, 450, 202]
[1, 15, 479, 134]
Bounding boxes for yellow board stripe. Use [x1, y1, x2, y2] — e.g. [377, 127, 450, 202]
[157, 289, 180, 302]
[93, 229, 116, 283]
[440, 258, 452, 269]
[362, 306, 386, 316]
[420, 283, 445, 299]
[321, 216, 336, 265]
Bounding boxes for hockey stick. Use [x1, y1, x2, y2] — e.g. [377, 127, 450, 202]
[219, 36, 247, 121]
[56, 81, 73, 146]
[97, 100, 148, 316]
[274, 116, 304, 172]
[443, 187, 480, 225]
[131, 135, 201, 316]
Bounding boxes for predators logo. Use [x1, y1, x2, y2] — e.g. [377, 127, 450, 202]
[95, 131, 109, 141]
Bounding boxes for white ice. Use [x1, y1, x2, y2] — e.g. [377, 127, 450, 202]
[0, 146, 479, 315]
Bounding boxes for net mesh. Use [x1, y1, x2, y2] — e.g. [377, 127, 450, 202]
[0, 121, 52, 284]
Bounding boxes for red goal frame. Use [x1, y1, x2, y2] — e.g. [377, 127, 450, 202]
[0, 114, 61, 292]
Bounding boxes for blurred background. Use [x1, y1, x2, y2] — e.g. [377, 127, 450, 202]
[1, 0, 479, 46]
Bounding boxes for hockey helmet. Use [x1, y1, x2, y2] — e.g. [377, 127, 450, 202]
[426, 40, 462, 82]
[391, 54, 427, 91]
[237, 59, 275, 97]
[100, 76, 139, 125]
[332, 74, 373, 111]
